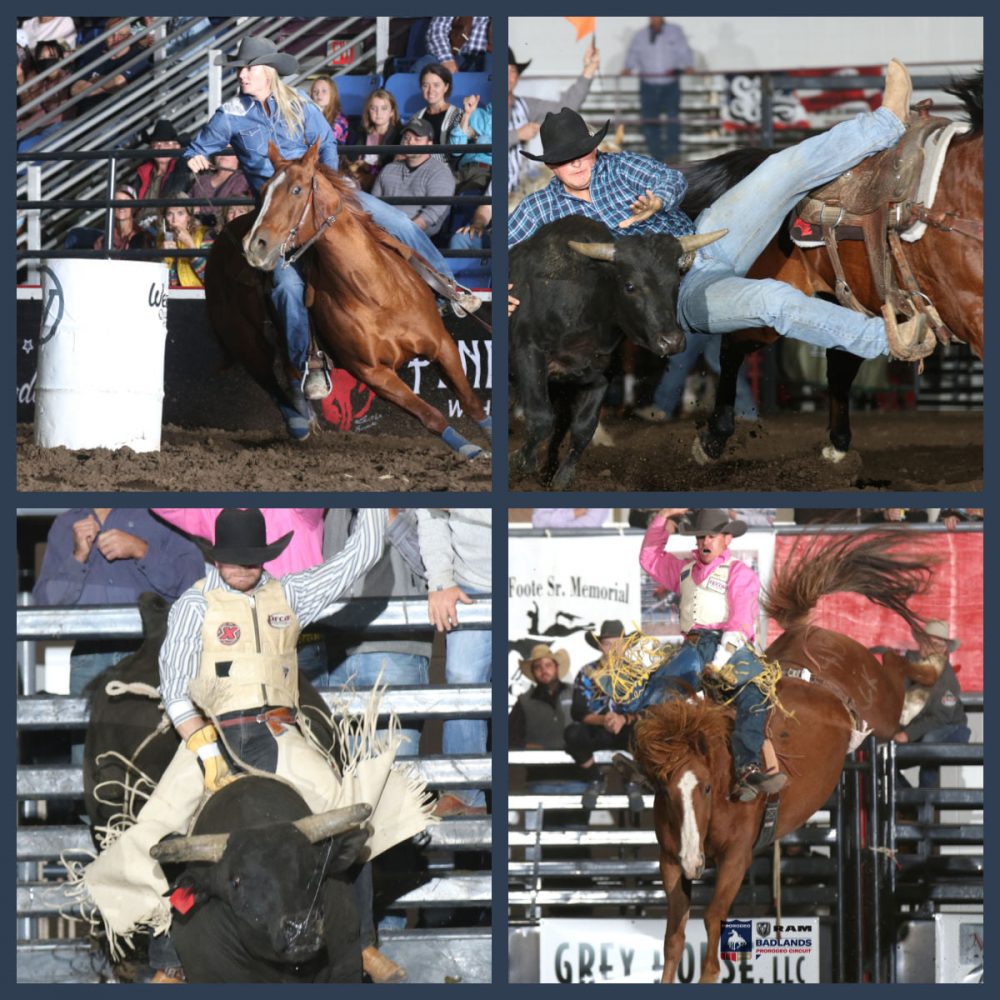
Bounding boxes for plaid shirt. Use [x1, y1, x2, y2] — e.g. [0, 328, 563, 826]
[508, 151, 694, 247]
[425, 16, 491, 61]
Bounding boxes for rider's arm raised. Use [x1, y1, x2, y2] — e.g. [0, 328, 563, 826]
[638, 513, 685, 590]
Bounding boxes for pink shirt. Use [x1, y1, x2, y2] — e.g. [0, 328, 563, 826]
[151, 508, 325, 577]
[639, 514, 759, 637]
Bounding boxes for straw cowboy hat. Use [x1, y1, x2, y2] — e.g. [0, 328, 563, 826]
[199, 508, 293, 566]
[921, 619, 960, 651]
[521, 107, 610, 164]
[215, 36, 300, 76]
[519, 643, 570, 679]
[585, 619, 627, 651]
[676, 509, 747, 538]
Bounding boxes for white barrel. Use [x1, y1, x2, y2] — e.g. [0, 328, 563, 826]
[34, 259, 169, 453]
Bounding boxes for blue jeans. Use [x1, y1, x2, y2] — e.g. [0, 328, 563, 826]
[444, 629, 491, 808]
[913, 723, 972, 788]
[269, 193, 455, 371]
[639, 80, 681, 162]
[652, 330, 757, 419]
[678, 108, 906, 359]
[70, 650, 130, 765]
[311, 651, 429, 758]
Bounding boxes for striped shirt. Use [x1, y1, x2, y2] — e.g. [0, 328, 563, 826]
[425, 16, 491, 61]
[160, 508, 386, 725]
[508, 150, 694, 247]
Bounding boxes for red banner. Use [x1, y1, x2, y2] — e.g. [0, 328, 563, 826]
[770, 532, 983, 692]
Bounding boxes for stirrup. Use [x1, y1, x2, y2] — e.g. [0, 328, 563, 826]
[883, 306, 935, 362]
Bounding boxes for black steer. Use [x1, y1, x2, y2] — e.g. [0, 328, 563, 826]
[151, 777, 371, 982]
[509, 215, 725, 489]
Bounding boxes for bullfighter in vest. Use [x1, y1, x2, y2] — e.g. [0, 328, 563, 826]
[632, 507, 787, 800]
[78, 508, 431, 979]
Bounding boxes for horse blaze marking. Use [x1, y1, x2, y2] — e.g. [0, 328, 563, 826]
[250, 170, 285, 241]
[677, 769, 701, 873]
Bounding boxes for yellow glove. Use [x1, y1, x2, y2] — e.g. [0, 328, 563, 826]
[185, 724, 237, 793]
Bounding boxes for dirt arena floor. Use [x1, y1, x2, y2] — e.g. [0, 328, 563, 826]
[509, 410, 982, 492]
[17, 423, 491, 493]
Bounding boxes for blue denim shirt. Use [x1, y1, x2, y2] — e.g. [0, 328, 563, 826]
[184, 91, 339, 195]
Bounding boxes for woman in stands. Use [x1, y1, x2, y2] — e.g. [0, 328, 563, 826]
[309, 74, 350, 143]
[94, 183, 154, 252]
[350, 87, 403, 187]
[156, 196, 213, 287]
[413, 63, 461, 161]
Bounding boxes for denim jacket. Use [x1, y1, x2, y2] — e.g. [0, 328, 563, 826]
[184, 91, 339, 196]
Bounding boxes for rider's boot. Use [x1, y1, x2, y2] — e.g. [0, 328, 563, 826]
[882, 58, 913, 122]
[734, 761, 788, 802]
[302, 349, 333, 401]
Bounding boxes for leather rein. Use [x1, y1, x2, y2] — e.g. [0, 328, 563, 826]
[279, 174, 340, 268]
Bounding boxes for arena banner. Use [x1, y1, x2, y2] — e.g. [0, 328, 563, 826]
[770, 532, 983, 691]
[508, 529, 775, 704]
[538, 917, 820, 983]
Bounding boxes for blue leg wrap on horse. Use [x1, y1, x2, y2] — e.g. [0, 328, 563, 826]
[441, 425, 482, 459]
[478, 415, 492, 441]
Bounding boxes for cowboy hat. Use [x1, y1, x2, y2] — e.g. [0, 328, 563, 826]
[144, 119, 184, 145]
[518, 643, 570, 679]
[585, 619, 626, 651]
[215, 36, 300, 76]
[676, 509, 747, 538]
[508, 46, 531, 75]
[920, 619, 960, 651]
[521, 107, 610, 164]
[199, 508, 293, 566]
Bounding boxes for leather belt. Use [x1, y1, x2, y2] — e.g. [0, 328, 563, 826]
[216, 706, 297, 737]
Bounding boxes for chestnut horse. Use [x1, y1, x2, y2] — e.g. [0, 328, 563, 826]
[684, 71, 982, 465]
[205, 140, 491, 457]
[632, 531, 934, 983]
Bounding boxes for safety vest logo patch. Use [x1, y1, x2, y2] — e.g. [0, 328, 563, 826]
[217, 622, 241, 645]
[268, 613, 292, 629]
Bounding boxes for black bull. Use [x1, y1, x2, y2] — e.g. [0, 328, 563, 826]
[509, 216, 725, 489]
[82, 593, 369, 982]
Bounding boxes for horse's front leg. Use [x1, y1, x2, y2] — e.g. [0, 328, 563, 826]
[823, 347, 864, 462]
[659, 853, 691, 984]
[700, 847, 752, 984]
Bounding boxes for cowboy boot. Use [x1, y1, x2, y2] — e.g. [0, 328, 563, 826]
[362, 946, 408, 983]
[301, 347, 333, 400]
[883, 59, 913, 122]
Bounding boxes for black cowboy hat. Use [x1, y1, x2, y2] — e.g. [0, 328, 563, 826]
[585, 619, 627, 650]
[200, 508, 293, 566]
[215, 35, 300, 76]
[676, 509, 747, 538]
[521, 107, 610, 164]
[144, 119, 184, 145]
[508, 46, 531, 75]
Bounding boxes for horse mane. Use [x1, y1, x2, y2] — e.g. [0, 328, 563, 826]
[945, 69, 983, 134]
[680, 147, 774, 219]
[632, 698, 733, 783]
[761, 530, 935, 636]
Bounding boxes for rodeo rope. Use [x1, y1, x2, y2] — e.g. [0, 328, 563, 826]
[591, 630, 670, 705]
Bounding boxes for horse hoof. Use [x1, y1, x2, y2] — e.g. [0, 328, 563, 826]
[821, 444, 848, 464]
[691, 435, 714, 465]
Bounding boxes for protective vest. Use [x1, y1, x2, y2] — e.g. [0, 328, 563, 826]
[191, 577, 301, 716]
[516, 685, 574, 750]
[678, 558, 732, 633]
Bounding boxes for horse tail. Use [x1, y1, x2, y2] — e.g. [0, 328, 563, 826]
[762, 530, 935, 636]
[680, 147, 773, 219]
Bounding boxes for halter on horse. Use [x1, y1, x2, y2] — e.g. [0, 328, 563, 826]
[632, 531, 935, 983]
[206, 140, 491, 458]
[684, 71, 983, 466]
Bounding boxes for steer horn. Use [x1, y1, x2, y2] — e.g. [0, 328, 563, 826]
[294, 802, 373, 844]
[151, 832, 230, 865]
[567, 240, 616, 262]
[677, 228, 729, 272]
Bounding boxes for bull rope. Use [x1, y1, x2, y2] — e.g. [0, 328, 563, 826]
[590, 630, 670, 705]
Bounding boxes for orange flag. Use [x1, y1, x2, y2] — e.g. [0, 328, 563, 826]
[564, 16, 596, 41]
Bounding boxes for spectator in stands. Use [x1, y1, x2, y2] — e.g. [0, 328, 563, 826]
[420, 16, 491, 74]
[728, 508, 776, 527]
[531, 509, 610, 528]
[310, 74, 350, 143]
[350, 87, 403, 188]
[134, 118, 195, 232]
[450, 94, 491, 193]
[508, 42, 600, 194]
[220, 201, 253, 225]
[20, 15, 77, 52]
[416, 508, 491, 816]
[70, 17, 150, 116]
[413, 63, 461, 156]
[509, 644, 573, 750]
[448, 181, 491, 256]
[890, 620, 971, 788]
[188, 151, 251, 229]
[17, 40, 72, 151]
[156, 196, 213, 288]
[622, 16, 693, 162]
[93, 184, 154, 252]
[31, 508, 204, 758]
[942, 508, 983, 531]
[372, 118, 456, 237]
[563, 620, 642, 811]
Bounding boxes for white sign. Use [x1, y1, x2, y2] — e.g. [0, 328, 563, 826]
[539, 917, 820, 984]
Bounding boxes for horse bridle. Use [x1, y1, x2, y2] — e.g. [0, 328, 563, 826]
[279, 174, 341, 268]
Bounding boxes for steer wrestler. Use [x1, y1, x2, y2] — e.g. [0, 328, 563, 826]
[77, 508, 430, 982]
[508, 60, 934, 362]
[627, 508, 787, 800]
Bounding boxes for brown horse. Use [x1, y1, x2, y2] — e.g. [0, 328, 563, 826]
[691, 71, 982, 465]
[206, 140, 491, 457]
[632, 531, 934, 983]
